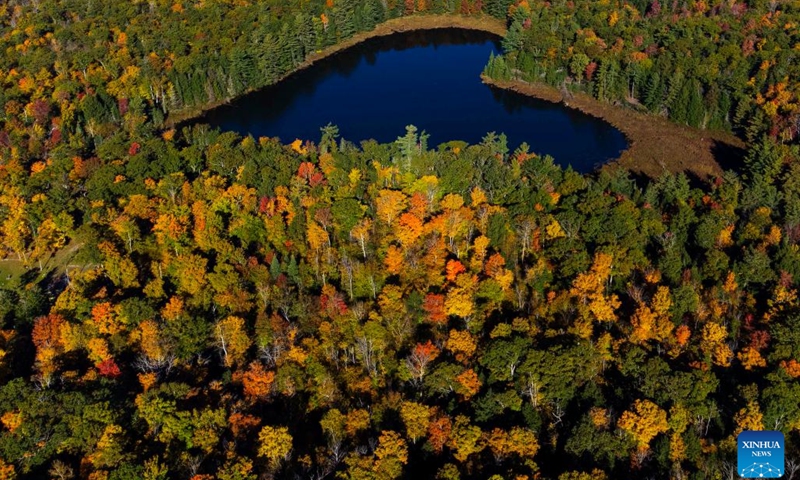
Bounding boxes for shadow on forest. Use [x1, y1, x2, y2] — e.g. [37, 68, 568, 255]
[623, 138, 748, 191]
[625, 169, 655, 190]
[711, 139, 748, 176]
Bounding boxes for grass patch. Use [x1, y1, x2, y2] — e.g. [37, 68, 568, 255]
[0, 242, 83, 290]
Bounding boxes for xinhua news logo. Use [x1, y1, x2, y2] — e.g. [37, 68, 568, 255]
[738, 430, 785, 478]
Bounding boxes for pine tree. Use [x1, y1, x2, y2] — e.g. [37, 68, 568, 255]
[396, 125, 419, 171]
[595, 60, 620, 102]
[643, 72, 663, 112]
[270, 256, 282, 279]
[663, 71, 685, 116]
[686, 81, 705, 128]
[287, 255, 301, 285]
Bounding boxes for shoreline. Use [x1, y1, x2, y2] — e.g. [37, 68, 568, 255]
[167, 12, 745, 179]
[166, 14, 507, 126]
[481, 76, 746, 179]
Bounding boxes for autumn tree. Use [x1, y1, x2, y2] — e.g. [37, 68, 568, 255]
[618, 399, 669, 452]
[400, 401, 431, 443]
[214, 316, 251, 367]
[258, 425, 293, 468]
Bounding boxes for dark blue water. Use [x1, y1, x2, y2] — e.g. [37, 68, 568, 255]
[201, 30, 627, 172]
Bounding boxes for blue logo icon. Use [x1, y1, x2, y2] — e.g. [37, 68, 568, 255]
[738, 430, 784, 478]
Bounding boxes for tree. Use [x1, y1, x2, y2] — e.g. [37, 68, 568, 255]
[406, 341, 440, 385]
[99, 241, 140, 288]
[32, 313, 67, 381]
[350, 218, 372, 259]
[427, 415, 452, 453]
[257, 425, 293, 468]
[375, 190, 408, 226]
[395, 125, 422, 170]
[0, 459, 15, 480]
[569, 252, 621, 336]
[400, 401, 431, 443]
[446, 330, 477, 363]
[396, 212, 423, 248]
[373, 430, 408, 480]
[242, 362, 275, 400]
[618, 399, 668, 451]
[448, 416, 484, 462]
[213, 316, 251, 368]
[485, 427, 539, 463]
[700, 322, 733, 366]
[320, 408, 346, 447]
[558, 471, 608, 480]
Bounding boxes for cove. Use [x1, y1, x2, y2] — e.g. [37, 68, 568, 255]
[200, 29, 628, 173]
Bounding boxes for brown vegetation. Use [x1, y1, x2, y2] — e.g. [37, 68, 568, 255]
[482, 76, 746, 179]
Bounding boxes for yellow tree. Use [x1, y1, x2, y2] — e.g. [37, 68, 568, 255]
[558, 471, 608, 480]
[137, 320, 166, 364]
[0, 459, 15, 480]
[700, 322, 733, 366]
[470, 235, 490, 272]
[455, 369, 481, 400]
[448, 415, 484, 462]
[630, 304, 656, 345]
[651, 285, 674, 342]
[737, 347, 767, 370]
[446, 329, 477, 363]
[373, 430, 408, 480]
[375, 190, 407, 226]
[30, 216, 69, 271]
[667, 404, 690, 464]
[0, 189, 30, 263]
[346, 409, 371, 438]
[486, 427, 539, 463]
[395, 212, 423, 248]
[734, 401, 764, 435]
[307, 220, 330, 252]
[350, 218, 372, 259]
[618, 399, 668, 451]
[88, 424, 126, 468]
[320, 408, 347, 446]
[213, 316, 251, 368]
[257, 425, 293, 468]
[444, 273, 476, 319]
[168, 253, 207, 296]
[98, 241, 140, 289]
[400, 401, 432, 444]
[385, 245, 405, 275]
[569, 253, 620, 337]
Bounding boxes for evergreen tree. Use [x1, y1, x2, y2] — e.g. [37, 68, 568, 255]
[595, 60, 620, 102]
[744, 137, 784, 184]
[686, 81, 705, 128]
[396, 125, 419, 171]
[643, 71, 663, 112]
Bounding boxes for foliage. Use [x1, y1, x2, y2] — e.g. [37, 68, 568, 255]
[0, 0, 799, 478]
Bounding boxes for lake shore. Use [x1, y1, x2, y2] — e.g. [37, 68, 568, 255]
[481, 76, 746, 179]
[168, 12, 746, 180]
[166, 14, 507, 126]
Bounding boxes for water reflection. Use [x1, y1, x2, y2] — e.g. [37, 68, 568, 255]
[200, 29, 627, 172]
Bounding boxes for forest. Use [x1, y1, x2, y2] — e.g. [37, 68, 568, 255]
[0, 0, 800, 478]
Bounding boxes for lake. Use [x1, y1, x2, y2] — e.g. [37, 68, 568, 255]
[201, 29, 628, 173]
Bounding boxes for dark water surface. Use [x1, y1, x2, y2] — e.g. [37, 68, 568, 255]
[201, 30, 628, 172]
